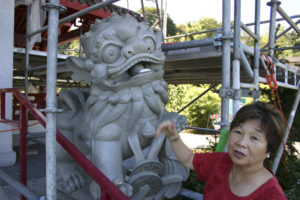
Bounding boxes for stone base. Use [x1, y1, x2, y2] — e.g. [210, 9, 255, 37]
[0, 151, 16, 167]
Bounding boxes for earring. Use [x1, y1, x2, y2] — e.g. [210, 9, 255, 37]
[267, 153, 270, 158]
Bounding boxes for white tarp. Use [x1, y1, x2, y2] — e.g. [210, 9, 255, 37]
[15, 0, 46, 50]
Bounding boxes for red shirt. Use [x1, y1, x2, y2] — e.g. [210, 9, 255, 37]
[193, 152, 287, 200]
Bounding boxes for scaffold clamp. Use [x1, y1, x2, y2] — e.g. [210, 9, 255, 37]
[213, 30, 234, 50]
[213, 29, 223, 50]
[219, 88, 241, 100]
[267, 1, 281, 7]
[241, 89, 260, 99]
[42, 3, 66, 13]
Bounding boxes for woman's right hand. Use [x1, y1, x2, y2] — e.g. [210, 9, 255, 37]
[155, 120, 179, 140]
[156, 120, 195, 170]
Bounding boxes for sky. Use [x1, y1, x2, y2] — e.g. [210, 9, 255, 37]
[114, 0, 300, 32]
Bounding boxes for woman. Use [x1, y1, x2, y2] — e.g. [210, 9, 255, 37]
[156, 102, 287, 199]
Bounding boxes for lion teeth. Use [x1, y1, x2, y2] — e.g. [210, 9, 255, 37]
[129, 64, 144, 76]
[139, 69, 151, 73]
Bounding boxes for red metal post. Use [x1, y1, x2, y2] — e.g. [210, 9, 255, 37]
[1, 93, 5, 119]
[101, 192, 110, 200]
[19, 104, 27, 200]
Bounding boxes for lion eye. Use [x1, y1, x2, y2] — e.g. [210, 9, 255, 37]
[101, 44, 121, 63]
[143, 37, 155, 52]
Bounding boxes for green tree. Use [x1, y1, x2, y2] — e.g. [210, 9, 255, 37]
[166, 84, 221, 129]
[169, 18, 222, 43]
[137, 7, 178, 36]
[241, 24, 300, 58]
[274, 25, 300, 58]
[58, 39, 81, 57]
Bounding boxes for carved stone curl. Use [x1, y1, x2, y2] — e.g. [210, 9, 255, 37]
[56, 13, 188, 200]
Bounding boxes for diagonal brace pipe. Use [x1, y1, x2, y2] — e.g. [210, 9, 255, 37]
[272, 82, 300, 174]
[261, 19, 300, 51]
[0, 169, 40, 200]
[240, 48, 254, 79]
[277, 6, 300, 35]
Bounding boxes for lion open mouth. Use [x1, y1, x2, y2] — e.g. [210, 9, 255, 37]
[128, 63, 152, 77]
[106, 54, 165, 87]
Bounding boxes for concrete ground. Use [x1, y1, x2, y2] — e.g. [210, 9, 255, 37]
[0, 139, 77, 200]
[0, 145, 44, 199]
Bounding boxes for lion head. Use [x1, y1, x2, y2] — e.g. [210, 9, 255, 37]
[66, 13, 165, 91]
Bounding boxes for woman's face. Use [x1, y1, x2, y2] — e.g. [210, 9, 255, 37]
[228, 119, 268, 169]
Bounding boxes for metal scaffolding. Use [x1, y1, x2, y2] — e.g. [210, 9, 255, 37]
[14, 0, 300, 199]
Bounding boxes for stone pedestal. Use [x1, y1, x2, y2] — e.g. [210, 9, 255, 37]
[0, 0, 16, 167]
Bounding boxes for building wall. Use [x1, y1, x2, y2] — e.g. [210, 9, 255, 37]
[0, 0, 16, 166]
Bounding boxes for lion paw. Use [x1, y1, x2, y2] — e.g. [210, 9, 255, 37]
[57, 163, 85, 193]
[62, 172, 85, 193]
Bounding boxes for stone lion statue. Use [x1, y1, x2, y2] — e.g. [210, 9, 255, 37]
[56, 13, 188, 200]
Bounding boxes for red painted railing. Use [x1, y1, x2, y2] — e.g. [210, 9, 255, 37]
[13, 93, 46, 120]
[0, 88, 129, 200]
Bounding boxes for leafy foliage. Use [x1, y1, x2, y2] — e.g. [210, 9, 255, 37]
[169, 18, 222, 43]
[182, 171, 206, 194]
[58, 39, 81, 57]
[137, 7, 177, 36]
[166, 84, 221, 129]
[241, 24, 300, 58]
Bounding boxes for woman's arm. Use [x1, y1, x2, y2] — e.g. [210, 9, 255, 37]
[156, 121, 194, 170]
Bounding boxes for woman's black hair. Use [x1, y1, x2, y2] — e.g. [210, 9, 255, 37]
[230, 102, 285, 153]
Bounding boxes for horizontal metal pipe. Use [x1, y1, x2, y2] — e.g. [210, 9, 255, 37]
[166, 29, 218, 40]
[276, 61, 300, 74]
[277, 81, 299, 90]
[185, 126, 220, 133]
[258, 77, 299, 90]
[28, 133, 46, 139]
[240, 83, 257, 89]
[245, 14, 300, 26]
[274, 81, 299, 90]
[162, 38, 214, 51]
[180, 188, 204, 200]
[261, 46, 300, 51]
[277, 6, 300, 35]
[28, 61, 65, 72]
[0, 169, 40, 200]
[29, 0, 119, 37]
